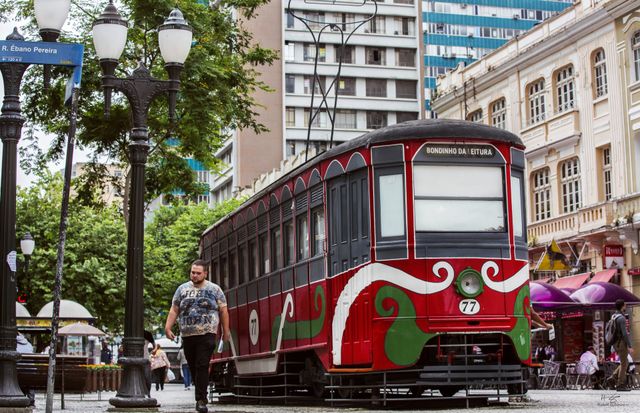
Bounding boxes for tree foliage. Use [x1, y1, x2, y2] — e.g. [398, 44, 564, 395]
[0, 0, 276, 208]
[16, 172, 245, 334]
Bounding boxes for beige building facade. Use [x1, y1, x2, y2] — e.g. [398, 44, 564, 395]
[434, 0, 640, 350]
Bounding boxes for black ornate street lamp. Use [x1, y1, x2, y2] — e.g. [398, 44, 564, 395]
[0, 1, 70, 407]
[92, 1, 192, 408]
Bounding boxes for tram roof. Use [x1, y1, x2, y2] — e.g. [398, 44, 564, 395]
[203, 120, 523, 236]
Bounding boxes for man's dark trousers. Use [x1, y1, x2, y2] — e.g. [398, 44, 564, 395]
[183, 333, 217, 402]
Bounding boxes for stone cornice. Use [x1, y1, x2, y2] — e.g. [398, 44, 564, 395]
[433, 0, 640, 112]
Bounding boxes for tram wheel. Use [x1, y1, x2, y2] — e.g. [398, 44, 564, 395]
[336, 378, 355, 399]
[409, 385, 425, 397]
[438, 386, 461, 397]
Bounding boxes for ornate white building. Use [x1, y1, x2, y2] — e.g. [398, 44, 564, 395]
[434, 0, 640, 346]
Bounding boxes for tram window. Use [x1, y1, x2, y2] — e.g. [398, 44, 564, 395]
[311, 207, 325, 256]
[511, 175, 524, 238]
[221, 257, 228, 290]
[340, 185, 348, 242]
[414, 165, 504, 232]
[350, 180, 358, 241]
[284, 221, 294, 266]
[249, 239, 259, 279]
[378, 173, 406, 238]
[271, 227, 283, 270]
[238, 244, 247, 285]
[297, 215, 310, 260]
[229, 251, 237, 288]
[259, 233, 269, 275]
[212, 261, 219, 284]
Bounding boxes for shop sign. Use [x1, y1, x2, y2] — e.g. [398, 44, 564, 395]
[604, 244, 624, 269]
[424, 144, 495, 158]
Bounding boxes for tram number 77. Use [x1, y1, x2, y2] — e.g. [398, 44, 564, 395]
[459, 299, 480, 315]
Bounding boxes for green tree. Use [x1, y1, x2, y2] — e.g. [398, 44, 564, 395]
[1, 0, 276, 212]
[144, 197, 244, 330]
[16, 172, 128, 335]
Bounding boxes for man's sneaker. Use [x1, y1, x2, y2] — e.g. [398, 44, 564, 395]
[520, 394, 540, 403]
[196, 400, 208, 413]
[616, 386, 631, 392]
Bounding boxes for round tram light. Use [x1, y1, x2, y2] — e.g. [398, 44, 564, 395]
[456, 268, 484, 298]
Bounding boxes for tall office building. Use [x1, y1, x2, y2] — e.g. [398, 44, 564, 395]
[422, 0, 574, 116]
[211, 0, 423, 203]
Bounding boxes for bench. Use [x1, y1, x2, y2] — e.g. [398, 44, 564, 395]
[17, 354, 90, 393]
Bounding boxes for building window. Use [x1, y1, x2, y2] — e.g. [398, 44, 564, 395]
[396, 17, 414, 36]
[304, 11, 325, 30]
[297, 214, 309, 260]
[366, 47, 386, 65]
[396, 112, 418, 123]
[286, 11, 294, 29]
[286, 140, 296, 157]
[491, 98, 506, 129]
[366, 78, 387, 97]
[337, 12, 355, 31]
[366, 111, 387, 129]
[285, 74, 295, 93]
[304, 109, 328, 128]
[311, 207, 324, 256]
[284, 41, 295, 61]
[532, 168, 551, 221]
[304, 43, 326, 62]
[303, 75, 325, 95]
[335, 109, 357, 129]
[337, 77, 356, 96]
[368, 15, 385, 34]
[528, 79, 546, 125]
[396, 80, 416, 99]
[634, 32, 640, 81]
[335, 45, 354, 64]
[195, 170, 209, 183]
[285, 107, 295, 127]
[594, 49, 608, 98]
[555, 65, 575, 113]
[603, 147, 612, 201]
[396, 48, 415, 67]
[467, 109, 482, 123]
[560, 158, 581, 213]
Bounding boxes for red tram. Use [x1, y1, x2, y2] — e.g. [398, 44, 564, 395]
[201, 119, 531, 402]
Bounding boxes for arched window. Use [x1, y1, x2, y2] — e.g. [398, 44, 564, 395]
[633, 32, 640, 81]
[555, 65, 575, 113]
[528, 79, 546, 125]
[467, 109, 483, 123]
[490, 98, 506, 129]
[593, 49, 608, 97]
[560, 158, 581, 213]
[532, 168, 551, 221]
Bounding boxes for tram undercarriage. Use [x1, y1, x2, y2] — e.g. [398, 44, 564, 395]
[209, 334, 527, 407]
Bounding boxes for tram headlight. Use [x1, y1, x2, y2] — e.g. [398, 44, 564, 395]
[455, 268, 484, 298]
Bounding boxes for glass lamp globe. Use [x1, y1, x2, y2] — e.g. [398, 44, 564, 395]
[158, 8, 193, 65]
[34, 0, 71, 32]
[92, 0, 128, 60]
[20, 233, 35, 256]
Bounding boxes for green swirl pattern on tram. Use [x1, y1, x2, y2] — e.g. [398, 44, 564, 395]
[375, 285, 435, 367]
[505, 284, 531, 361]
[270, 285, 326, 350]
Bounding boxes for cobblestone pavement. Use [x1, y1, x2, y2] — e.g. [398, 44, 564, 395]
[28, 386, 640, 412]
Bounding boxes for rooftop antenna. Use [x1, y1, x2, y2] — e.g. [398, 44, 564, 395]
[288, 0, 377, 161]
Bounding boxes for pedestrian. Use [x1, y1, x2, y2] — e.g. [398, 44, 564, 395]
[177, 345, 192, 390]
[150, 343, 170, 391]
[16, 333, 35, 407]
[165, 259, 230, 413]
[608, 299, 634, 391]
[100, 341, 113, 364]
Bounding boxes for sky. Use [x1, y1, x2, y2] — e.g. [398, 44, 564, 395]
[0, 21, 91, 187]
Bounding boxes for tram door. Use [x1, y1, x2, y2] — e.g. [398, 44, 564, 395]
[328, 168, 371, 365]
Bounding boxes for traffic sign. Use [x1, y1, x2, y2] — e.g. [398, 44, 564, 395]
[0, 40, 83, 66]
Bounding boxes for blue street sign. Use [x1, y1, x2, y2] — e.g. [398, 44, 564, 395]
[0, 40, 83, 66]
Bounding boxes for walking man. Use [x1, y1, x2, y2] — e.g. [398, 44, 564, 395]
[610, 299, 634, 391]
[165, 259, 230, 413]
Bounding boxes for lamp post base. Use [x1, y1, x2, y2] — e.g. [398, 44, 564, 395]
[108, 357, 158, 409]
[0, 350, 29, 408]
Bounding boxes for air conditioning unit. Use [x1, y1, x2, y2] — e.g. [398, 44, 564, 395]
[394, 30, 399, 35]
[364, 29, 370, 33]
[443, 53, 452, 58]
[461, 3, 467, 8]
[513, 14, 520, 19]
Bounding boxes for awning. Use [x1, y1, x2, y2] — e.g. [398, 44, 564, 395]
[570, 282, 640, 308]
[530, 281, 579, 310]
[589, 269, 616, 284]
[535, 277, 551, 284]
[552, 273, 590, 290]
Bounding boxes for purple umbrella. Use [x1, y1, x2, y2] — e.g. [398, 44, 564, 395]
[559, 287, 576, 296]
[569, 282, 640, 308]
[530, 281, 579, 310]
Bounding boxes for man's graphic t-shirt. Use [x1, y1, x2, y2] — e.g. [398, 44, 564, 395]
[172, 281, 227, 337]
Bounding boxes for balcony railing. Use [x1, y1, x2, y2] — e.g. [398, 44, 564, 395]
[528, 202, 614, 244]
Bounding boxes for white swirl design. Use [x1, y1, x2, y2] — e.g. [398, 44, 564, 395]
[332, 262, 455, 365]
[480, 261, 529, 293]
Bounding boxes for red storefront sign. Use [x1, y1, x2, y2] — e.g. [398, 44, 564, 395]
[604, 244, 624, 269]
[628, 267, 640, 276]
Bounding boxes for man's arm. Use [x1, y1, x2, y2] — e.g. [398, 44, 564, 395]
[531, 308, 553, 329]
[220, 305, 230, 341]
[165, 304, 180, 340]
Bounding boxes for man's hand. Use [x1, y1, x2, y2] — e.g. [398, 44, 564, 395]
[166, 329, 175, 341]
[544, 322, 553, 330]
[223, 330, 231, 342]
